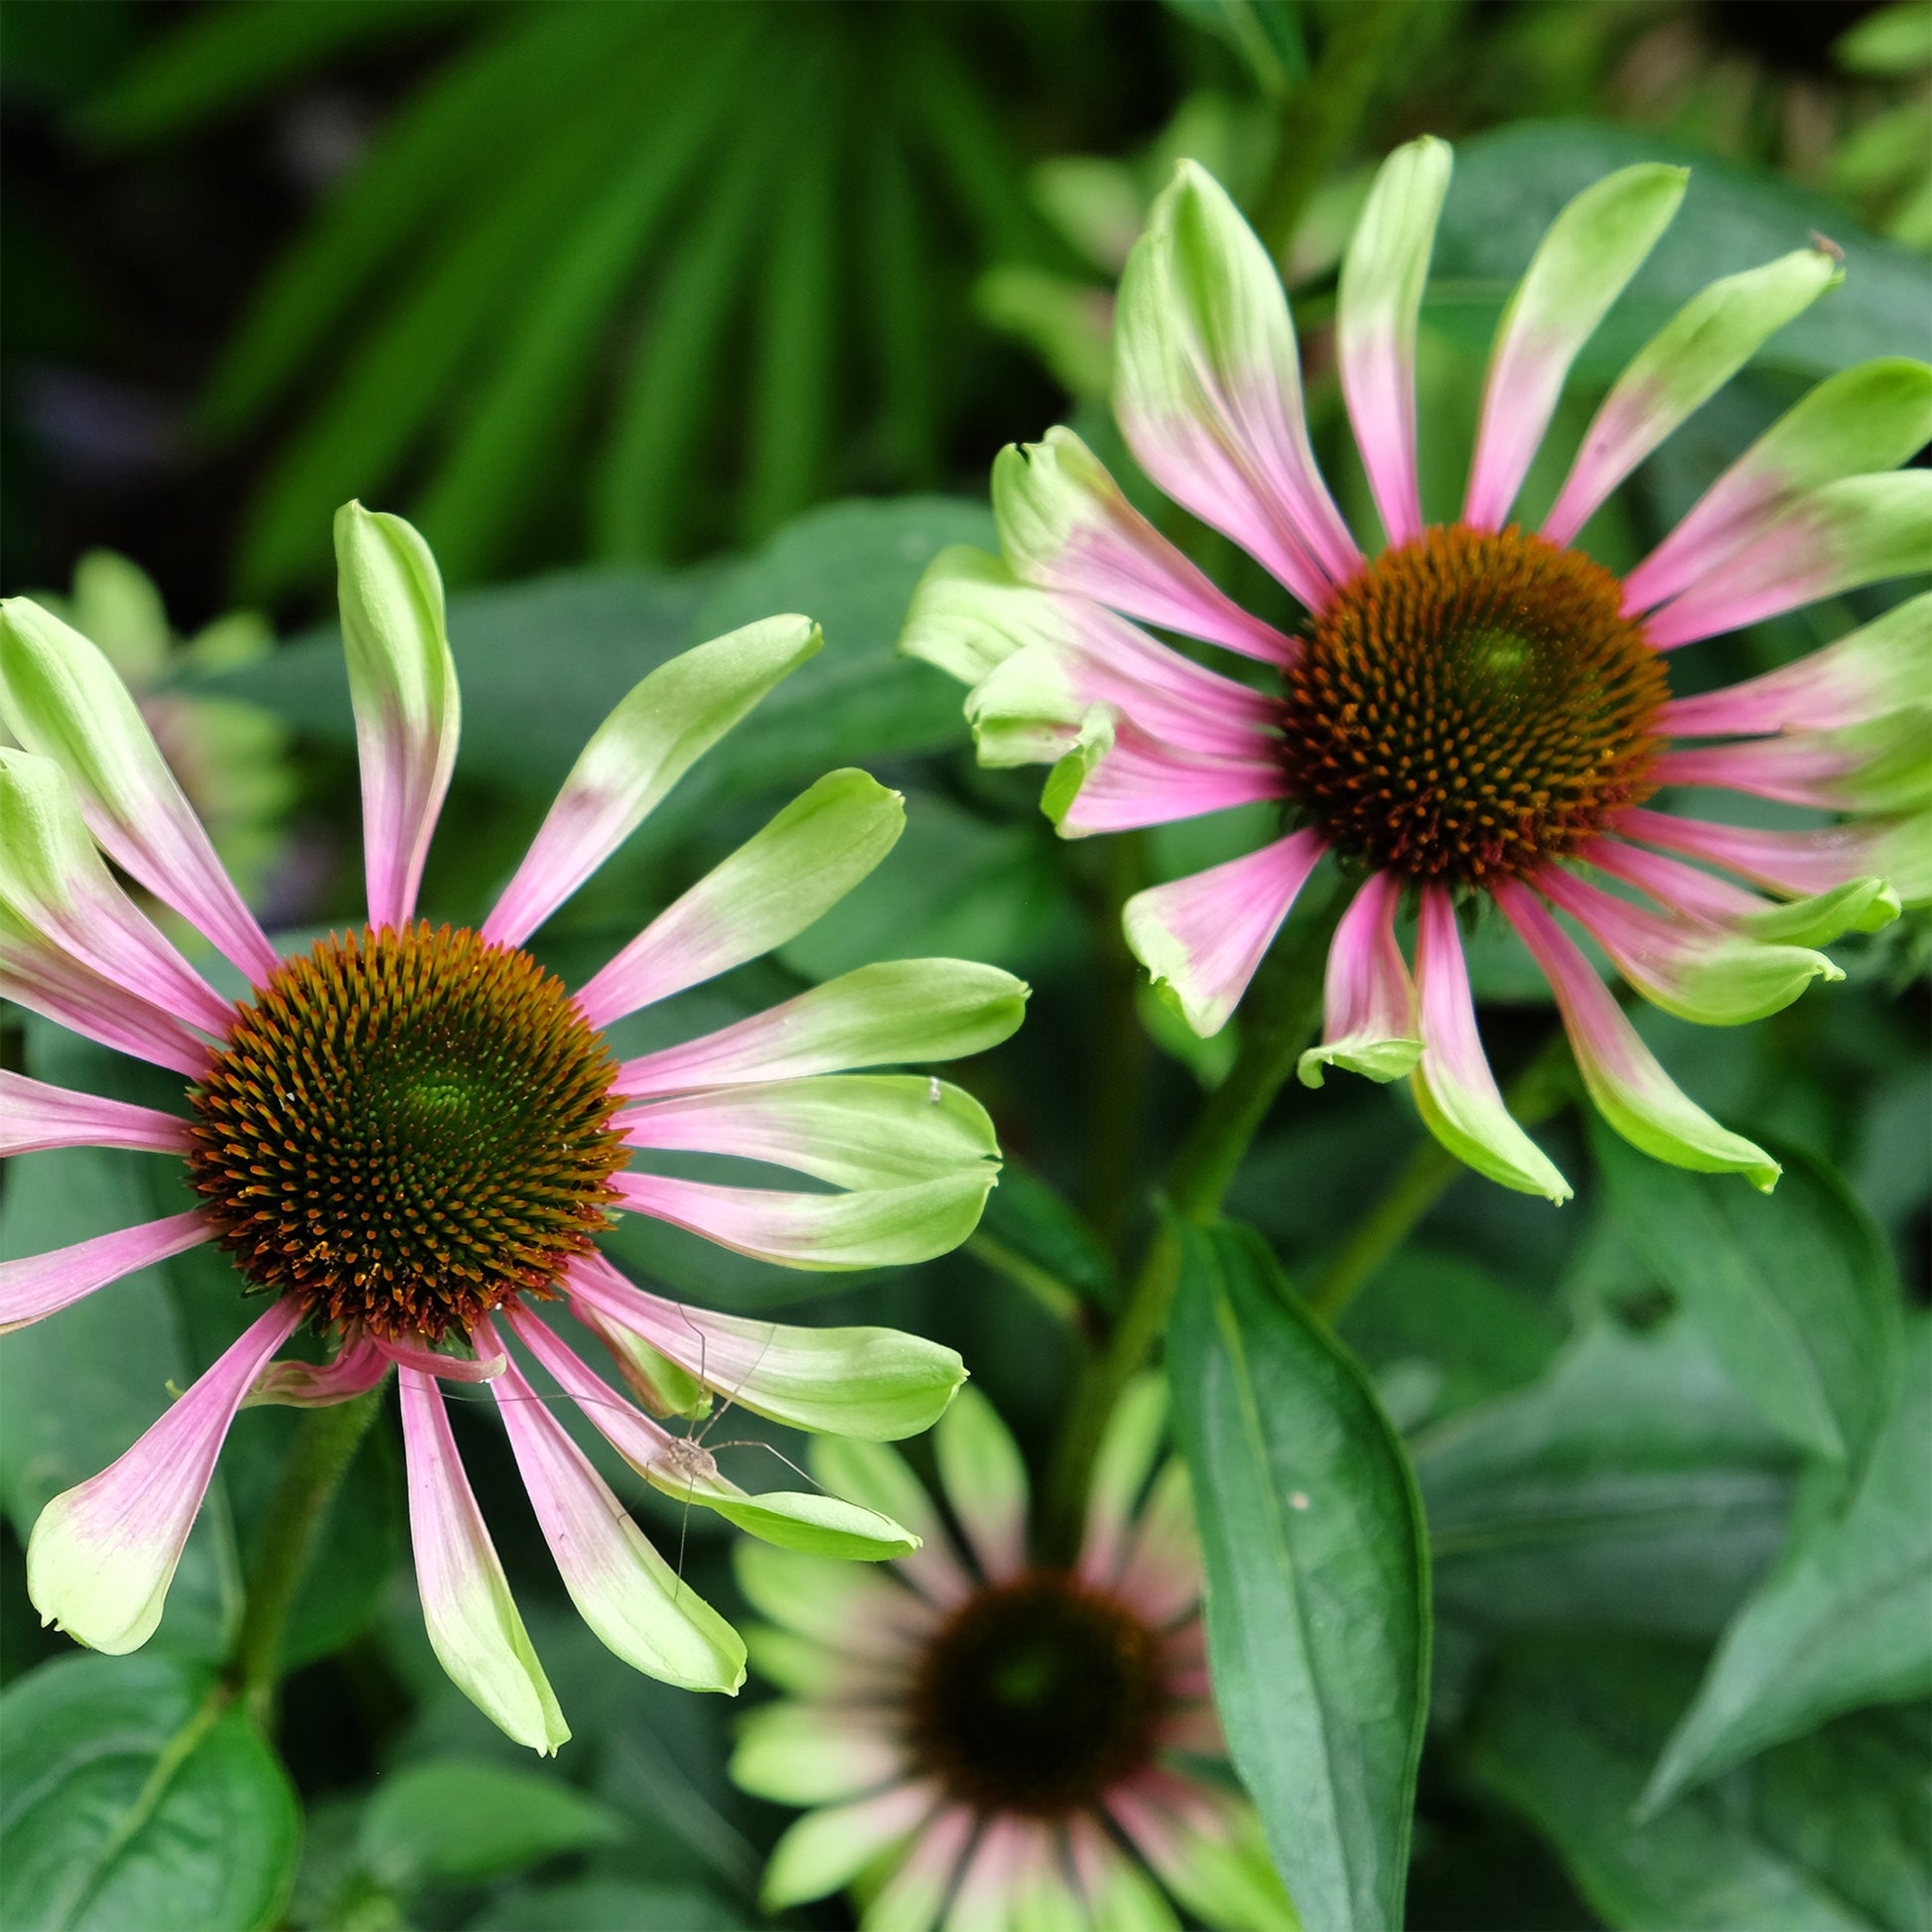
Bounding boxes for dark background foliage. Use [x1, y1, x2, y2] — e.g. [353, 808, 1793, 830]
[2, 3, 1928, 1929]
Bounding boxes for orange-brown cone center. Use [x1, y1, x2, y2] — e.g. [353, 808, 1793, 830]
[1279, 525, 1668, 886]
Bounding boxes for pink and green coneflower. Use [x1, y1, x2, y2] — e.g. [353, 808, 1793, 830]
[733, 1377, 1293, 1932]
[1, 504, 1027, 1750]
[905, 137, 1931, 1202]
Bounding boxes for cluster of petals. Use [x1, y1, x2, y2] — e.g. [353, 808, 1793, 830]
[733, 1378, 1294, 1932]
[903, 137, 1931, 1201]
[0, 503, 1028, 1749]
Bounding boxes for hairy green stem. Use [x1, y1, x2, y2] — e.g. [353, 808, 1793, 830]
[1042, 879, 1344, 1548]
[1253, 0, 1417, 256]
[228, 1387, 381, 1726]
[1308, 1028, 1577, 1322]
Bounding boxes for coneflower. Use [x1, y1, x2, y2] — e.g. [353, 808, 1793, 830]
[904, 139, 1929, 1200]
[1, 503, 1027, 1750]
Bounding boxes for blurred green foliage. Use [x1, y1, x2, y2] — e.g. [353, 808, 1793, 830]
[2, 3, 1930, 1929]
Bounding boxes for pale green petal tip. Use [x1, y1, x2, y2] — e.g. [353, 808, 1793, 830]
[1040, 705, 1115, 835]
[1297, 1035, 1425, 1090]
[1737, 877, 1899, 944]
[1410, 1070, 1574, 1204]
[1590, 1090, 1781, 1193]
[1123, 897, 1225, 1040]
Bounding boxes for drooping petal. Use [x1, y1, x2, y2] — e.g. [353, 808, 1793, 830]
[759, 1779, 943, 1912]
[900, 545, 1049, 687]
[731, 1700, 906, 1806]
[1462, 163, 1688, 530]
[0, 1068, 191, 1159]
[0, 751, 233, 1035]
[374, 1333, 506, 1383]
[1661, 593, 1931, 738]
[1298, 869, 1422, 1088]
[735, 1541, 939, 1658]
[483, 1342, 745, 1694]
[808, 1435, 973, 1605]
[0, 598, 278, 983]
[1338, 135, 1452, 548]
[1, 1210, 209, 1335]
[969, 606, 1281, 769]
[620, 1075, 1000, 1190]
[244, 1335, 390, 1410]
[575, 770, 904, 1027]
[1115, 161, 1359, 607]
[1111, 1777, 1298, 1932]
[1069, 1814, 1184, 1932]
[1079, 1372, 1169, 1587]
[1410, 887, 1572, 1202]
[934, 1383, 1030, 1581]
[614, 959, 1029, 1099]
[26, 1296, 302, 1653]
[613, 1170, 997, 1273]
[858, 1801, 975, 1932]
[992, 428, 1292, 660]
[1641, 473, 1932, 650]
[1657, 708, 1932, 812]
[943, 1818, 1037, 1932]
[1123, 829, 1326, 1038]
[1045, 709, 1288, 839]
[1618, 805, 1932, 905]
[1586, 837, 1897, 946]
[565, 1253, 966, 1441]
[483, 616, 821, 948]
[1536, 863, 1840, 1026]
[335, 503, 462, 933]
[1543, 246, 1842, 546]
[1624, 358, 1932, 614]
[505, 1309, 917, 1562]
[0, 908, 210, 1080]
[396, 1366, 569, 1754]
[1493, 880, 1779, 1189]
[1112, 1460, 1202, 1628]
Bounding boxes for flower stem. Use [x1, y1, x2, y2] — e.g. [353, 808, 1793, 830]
[1307, 1028, 1576, 1323]
[1042, 877, 1344, 1549]
[227, 1387, 382, 1727]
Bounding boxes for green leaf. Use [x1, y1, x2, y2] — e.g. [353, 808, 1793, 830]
[0, 1654, 299, 1932]
[1469, 1634, 1926, 1932]
[1432, 120, 1932, 381]
[690, 496, 994, 788]
[1162, 0, 1308, 94]
[1644, 1316, 1932, 1811]
[1337, 1245, 1565, 1427]
[972, 1159, 1119, 1316]
[192, 566, 707, 796]
[742, 105, 840, 540]
[775, 787, 1065, 983]
[472, 1880, 755, 1931]
[1416, 1313, 1799, 1637]
[1168, 1218, 1429, 1929]
[232, 73, 651, 597]
[1595, 1126, 1903, 1468]
[592, 103, 782, 563]
[199, 7, 654, 437]
[413, 29, 746, 584]
[80, 0, 454, 147]
[202, 496, 989, 807]
[356, 1755, 622, 1891]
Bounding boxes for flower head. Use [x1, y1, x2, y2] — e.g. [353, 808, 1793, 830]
[733, 1379, 1292, 1931]
[904, 140, 1932, 1201]
[1, 503, 1028, 1750]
